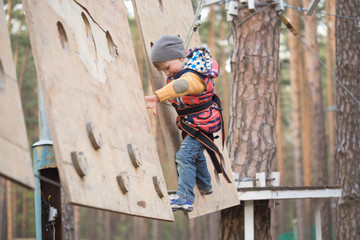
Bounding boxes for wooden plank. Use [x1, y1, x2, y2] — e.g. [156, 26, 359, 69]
[238, 186, 342, 200]
[0, 0, 34, 189]
[132, 0, 239, 219]
[23, 0, 173, 221]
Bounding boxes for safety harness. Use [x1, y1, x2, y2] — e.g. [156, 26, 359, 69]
[173, 94, 232, 183]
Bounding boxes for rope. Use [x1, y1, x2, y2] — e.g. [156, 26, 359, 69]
[34, 173, 63, 188]
[284, 3, 359, 21]
[280, 14, 360, 106]
[185, 0, 205, 49]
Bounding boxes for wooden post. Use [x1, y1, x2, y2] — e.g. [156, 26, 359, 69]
[315, 204, 322, 240]
[244, 201, 254, 240]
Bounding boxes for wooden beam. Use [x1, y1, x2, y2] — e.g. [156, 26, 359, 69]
[238, 186, 342, 201]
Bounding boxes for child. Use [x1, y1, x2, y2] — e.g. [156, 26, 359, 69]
[145, 35, 227, 212]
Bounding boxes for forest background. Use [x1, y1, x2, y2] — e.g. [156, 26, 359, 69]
[0, 0, 345, 239]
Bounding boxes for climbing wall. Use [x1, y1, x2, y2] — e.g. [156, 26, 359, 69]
[0, 0, 34, 189]
[23, 0, 173, 221]
[132, 0, 239, 218]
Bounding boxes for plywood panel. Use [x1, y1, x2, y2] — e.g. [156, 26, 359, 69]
[23, 0, 173, 221]
[132, 0, 239, 218]
[0, 0, 34, 189]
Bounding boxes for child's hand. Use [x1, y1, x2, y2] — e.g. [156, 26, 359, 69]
[145, 95, 159, 116]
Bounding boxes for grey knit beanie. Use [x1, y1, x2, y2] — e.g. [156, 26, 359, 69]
[151, 35, 186, 63]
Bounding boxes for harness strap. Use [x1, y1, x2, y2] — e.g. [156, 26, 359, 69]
[179, 119, 232, 183]
[212, 94, 225, 148]
[173, 97, 213, 117]
[174, 94, 225, 148]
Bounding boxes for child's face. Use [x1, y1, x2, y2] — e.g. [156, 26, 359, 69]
[158, 58, 185, 77]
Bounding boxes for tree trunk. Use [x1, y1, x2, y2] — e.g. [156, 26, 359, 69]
[12, 184, 17, 238]
[73, 206, 80, 240]
[6, 180, 12, 240]
[189, 218, 202, 240]
[220, 8, 230, 133]
[303, 0, 331, 239]
[325, 0, 337, 237]
[221, 1, 280, 238]
[335, 0, 360, 239]
[182, 216, 189, 240]
[207, 212, 220, 240]
[104, 212, 111, 240]
[152, 220, 163, 240]
[271, 88, 285, 240]
[0, 178, 6, 239]
[300, 23, 312, 240]
[18, 46, 30, 92]
[21, 189, 27, 237]
[207, 5, 216, 58]
[325, 0, 336, 186]
[6, 0, 12, 31]
[301, 37, 313, 240]
[288, 1, 306, 239]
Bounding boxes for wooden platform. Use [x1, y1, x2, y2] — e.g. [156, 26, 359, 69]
[238, 185, 342, 200]
[0, 0, 34, 189]
[132, 0, 239, 219]
[238, 185, 342, 240]
[23, 0, 173, 221]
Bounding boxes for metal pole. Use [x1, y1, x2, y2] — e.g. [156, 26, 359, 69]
[33, 81, 54, 240]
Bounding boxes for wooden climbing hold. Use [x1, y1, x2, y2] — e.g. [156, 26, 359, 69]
[71, 151, 88, 177]
[153, 176, 165, 198]
[117, 171, 130, 194]
[127, 144, 142, 168]
[86, 122, 102, 150]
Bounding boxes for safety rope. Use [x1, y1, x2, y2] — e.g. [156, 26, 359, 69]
[185, 0, 205, 49]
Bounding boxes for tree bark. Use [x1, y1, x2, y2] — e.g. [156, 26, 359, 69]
[221, 1, 281, 239]
[335, 0, 360, 239]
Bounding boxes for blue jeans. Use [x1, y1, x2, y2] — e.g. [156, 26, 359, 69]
[175, 135, 212, 203]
